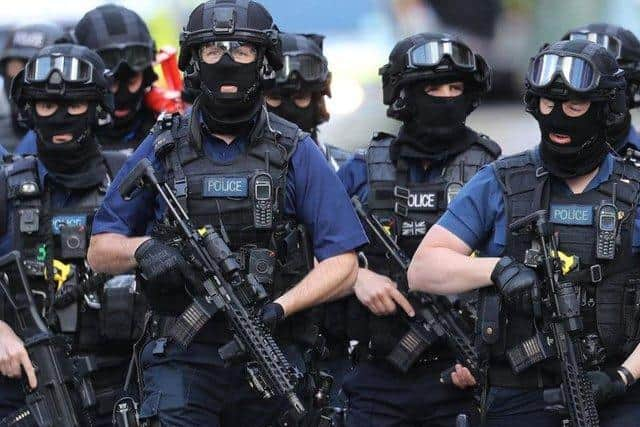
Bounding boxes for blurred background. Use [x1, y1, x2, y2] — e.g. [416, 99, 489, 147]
[1, 0, 639, 155]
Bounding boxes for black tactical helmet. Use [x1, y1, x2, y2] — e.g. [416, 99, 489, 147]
[0, 23, 64, 77]
[525, 39, 627, 126]
[11, 43, 114, 115]
[74, 4, 157, 85]
[380, 32, 491, 119]
[274, 33, 330, 95]
[179, 0, 283, 75]
[562, 23, 640, 108]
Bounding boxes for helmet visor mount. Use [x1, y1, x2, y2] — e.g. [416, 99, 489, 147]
[25, 55, 94, 84]
[98, 44, 154, 73]
[407, 40, 476, 71]
[276, 54, 327, 84]
[569, 32, 622, 60]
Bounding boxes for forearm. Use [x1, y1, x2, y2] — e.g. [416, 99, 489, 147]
[408, 247, 499, 294]
[87, 233, 150, 274]
[621, 342, 640, 382]
[275, 252, 358, 317]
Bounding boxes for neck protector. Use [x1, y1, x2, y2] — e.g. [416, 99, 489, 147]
[33, 103, 106, 189]
[198, 55, 262, 134]
[533, 101, 609, 178]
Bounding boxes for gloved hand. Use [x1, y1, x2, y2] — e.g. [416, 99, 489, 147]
[588, 369, 627, 408]
[491, 257, 538, 300]
[134, 238, 199, 293]
[260, 302, 285, 329]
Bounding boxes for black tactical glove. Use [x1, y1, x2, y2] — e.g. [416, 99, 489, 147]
[134, 238, 199, 292]
[491, 256, 538, 300]
[588, 369, 627, 408]
[260, 302, 285, 329]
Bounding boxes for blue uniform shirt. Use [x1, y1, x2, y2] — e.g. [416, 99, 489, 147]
[626, 126, 640, 150]
[438, 148, 640, 256]
[0, 159, 87, 256]
[337, 152, 448, 203]
[14, 130, 36, 155]
[0, 144, 7, 157]
[92, 126, 368, 261]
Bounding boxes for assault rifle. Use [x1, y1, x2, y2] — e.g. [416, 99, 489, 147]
[351, 196, 478, 378]
[120, 158, 306, 419]
[0, 251, 96, 427]
[509, 210, 599, 427]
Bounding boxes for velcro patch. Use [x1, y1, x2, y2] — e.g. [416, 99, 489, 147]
[550, 204, 593, 226]
[401, 220, 427, 236]
[407, 192, 439, 211]
[52, 215, 86, 235]
[202, 176, 248, 197]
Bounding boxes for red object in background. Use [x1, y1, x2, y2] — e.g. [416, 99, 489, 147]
[144, 46, 187, 114]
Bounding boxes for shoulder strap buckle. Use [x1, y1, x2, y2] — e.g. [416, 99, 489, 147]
[393, 185, 410, 200]
[174, 178, 187, 197]
[535, 167, 549, 178]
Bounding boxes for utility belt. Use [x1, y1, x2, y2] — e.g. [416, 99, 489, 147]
[352, 341, 451, 371]
[24, 259, 147, 350]
[488, 362, 560, 389]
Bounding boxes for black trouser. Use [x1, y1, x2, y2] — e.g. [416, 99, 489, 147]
[343, 358, 475, 427]
[138, 337, 305, 427]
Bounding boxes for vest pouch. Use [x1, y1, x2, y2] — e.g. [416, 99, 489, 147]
[274, 223, 313, 295]
[99, 275, 139, 342]
[622, 279, 640, 354]
[596, 278, 626, 353]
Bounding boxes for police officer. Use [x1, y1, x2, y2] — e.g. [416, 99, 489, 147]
[0, 23, 63, 152]
[265, 32, 351, 170]
[87, 1, 367, 426]
[562, 23, 640, 154]
[77, 4, 159, 151]
[337, 32, 501, 426]
[408, 39, 640, 427]
[0, 44, 134, 425]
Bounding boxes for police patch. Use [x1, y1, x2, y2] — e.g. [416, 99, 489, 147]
[550, 204, 593, 226]
[202, 176, 248, 197]
[407, 192, 439, 211]
[51, 215, 86, 235]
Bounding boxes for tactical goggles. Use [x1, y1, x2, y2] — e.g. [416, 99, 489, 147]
[97, 44, 154, 72]
[528, 53, 620, 92]
[568, 32, 622, 59]
[25, 55, 94, 84]
[406, 40, 476, 70]
[276, 54, 328, 83]
[198, 41, 258, 64]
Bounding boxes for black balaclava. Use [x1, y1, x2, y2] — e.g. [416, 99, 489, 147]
[395, 81, 476, 161]
[111, 66, 146, 130]
[268, 95, 317, 133]
[610, 110, 632, 153]
[198, 54, 262, 135]
[533, 99, 609, 178]
[33, 101, 106, 189]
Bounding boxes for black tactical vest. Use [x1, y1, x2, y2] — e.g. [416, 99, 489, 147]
[357, 131, 501, 358]
[490, 150, 640, 385]
[1, 152, 141, 352]
[154, 109, 316, 345]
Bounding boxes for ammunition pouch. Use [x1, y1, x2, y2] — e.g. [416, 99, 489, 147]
[99, 275, 147, 342]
